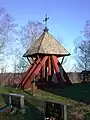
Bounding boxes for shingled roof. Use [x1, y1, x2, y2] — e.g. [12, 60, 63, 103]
[23, 30, 70, 57]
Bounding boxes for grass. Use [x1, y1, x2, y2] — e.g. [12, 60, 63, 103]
[41, 83, 90, 103]
[0, 96, 5, 108]
[61, 84, 90, 102]
[0, 83, 90, 119]
[0, 86, 44, 120]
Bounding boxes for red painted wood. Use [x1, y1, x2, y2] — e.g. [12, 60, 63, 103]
[40, 67, 43, 82]
[19, 64, 33, 86]
[21, 58, 41, 86]
[40, 57, 46, 82]
[52, 55, 61, 83]
[41, 63, 46, 82]
[48, 56, 51, 76]
[48, 56, 52, 83]
[23, 56, 49, 88]
[20, 54, 71, 89]
[41, 61, 48, 83]
[51, 56, 54, 76]
[43, 61, 46, 78]
[45, 61, 48, 82]
[24, 81, 32, 89]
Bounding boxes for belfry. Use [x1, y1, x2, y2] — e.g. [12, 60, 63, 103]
[19, 15, 71, 89]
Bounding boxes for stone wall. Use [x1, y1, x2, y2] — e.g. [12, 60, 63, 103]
[67, 72, 82, 83]
[0, 73, 23, 85]
[0, 72, 90, 85]
[67, 72, 90, 83]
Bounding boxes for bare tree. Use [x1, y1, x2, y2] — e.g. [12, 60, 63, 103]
[74, 20, 90, 71]
[19, 21, 44, 50]
[75, 40, 90, 71]
[12, 48, 29, 73]
[14, 21, 44, 73]
[16, 57, 29, 73]
[0, 8, 16, 72]
[0, 8, 16, 52]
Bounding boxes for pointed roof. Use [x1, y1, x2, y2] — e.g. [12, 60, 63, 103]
[23, 30, 70, 57]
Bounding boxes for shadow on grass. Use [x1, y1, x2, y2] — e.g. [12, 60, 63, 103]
[40, 83, 90, 104]
[24, 99, 44, 120]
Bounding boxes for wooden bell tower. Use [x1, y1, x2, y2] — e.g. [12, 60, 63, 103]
[18, 15, 72, 89]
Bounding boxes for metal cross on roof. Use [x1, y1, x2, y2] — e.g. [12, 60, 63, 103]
[43, 14, 49, 31]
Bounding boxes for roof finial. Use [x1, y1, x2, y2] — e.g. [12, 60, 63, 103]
[43, 14, 49, 32]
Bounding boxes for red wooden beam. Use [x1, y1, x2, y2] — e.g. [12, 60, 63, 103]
[48, 56, 52, 83]
[45, 60, 48, 83]
[23, 56, 49, 88]
[40, 61, 46, 82]
[48, 56, 51, 76]
[40, 67, 43, 82]
[40, 57, 46, 82]
[43, 61, 46, 79]
[51, 56, 54, 80]
[43, 57, 47, 81]
[19, 64, 33, 86]
[19, 58, 37, 86]
[21, 57, 41, 86]
[52, 55, 62, 83]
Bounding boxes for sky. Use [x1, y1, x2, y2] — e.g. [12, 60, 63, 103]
[0, 0, 90, 72]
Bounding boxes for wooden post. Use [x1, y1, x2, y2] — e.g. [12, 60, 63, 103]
[32, 78, 36, 96]
[61, 56, 64, 65]
[22, 57, 41, 86]
[51, 56, 54, 82]
[24, 56, 48, 88]
[40, 56, 46, 83]
[42, 60, 46, 83]
[45, 60, 48, 83]
[40, 68, 43, 83]
[52, 55, 62, 83]
[48, 56, 52, 84]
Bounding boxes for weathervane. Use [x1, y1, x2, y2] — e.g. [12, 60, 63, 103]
[43, 14, 49, 31]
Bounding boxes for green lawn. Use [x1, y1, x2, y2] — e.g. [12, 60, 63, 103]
[41, 83, 90, 103]
[0, 83, 90, 120]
